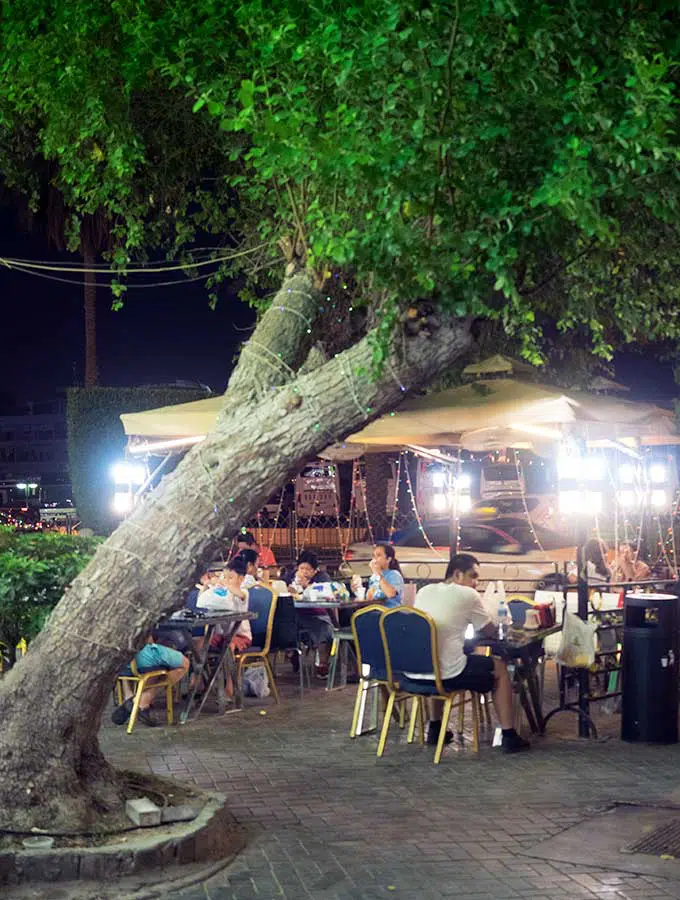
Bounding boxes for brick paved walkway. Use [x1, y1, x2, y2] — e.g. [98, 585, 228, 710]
[102, 666, 680, 900]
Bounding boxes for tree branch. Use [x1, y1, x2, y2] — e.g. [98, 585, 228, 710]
[226, 271, 322, 401]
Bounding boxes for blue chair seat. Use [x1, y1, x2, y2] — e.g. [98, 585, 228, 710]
[396, 675, 438, 695]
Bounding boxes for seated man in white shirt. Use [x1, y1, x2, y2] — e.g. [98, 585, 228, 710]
[412, 553, 529, 754]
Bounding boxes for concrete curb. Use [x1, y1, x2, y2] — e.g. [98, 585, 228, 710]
[0, 792, 247, 888]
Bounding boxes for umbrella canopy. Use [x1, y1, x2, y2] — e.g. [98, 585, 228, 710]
[121, 377, 677, 453]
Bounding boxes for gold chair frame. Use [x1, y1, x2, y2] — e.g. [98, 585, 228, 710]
[236, 587, 280, 703]
[115, 659, 175, 734]
[379, 607, 482, 764]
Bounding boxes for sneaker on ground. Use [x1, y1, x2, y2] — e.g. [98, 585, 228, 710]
[111, 698, 133, 725]
[501, 732, 530, 753]
[426, 723, 454, 746]
[315, 664, 329, 679]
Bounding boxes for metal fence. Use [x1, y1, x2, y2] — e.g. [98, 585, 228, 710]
[242, 510, 414, 567]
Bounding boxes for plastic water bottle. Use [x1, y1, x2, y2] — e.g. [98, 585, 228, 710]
[497, 597, 511, 640]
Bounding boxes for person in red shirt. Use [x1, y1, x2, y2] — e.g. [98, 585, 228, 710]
[236, 530, 277, 570]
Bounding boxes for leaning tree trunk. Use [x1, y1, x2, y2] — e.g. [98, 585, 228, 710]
[0, 270, 472, 831]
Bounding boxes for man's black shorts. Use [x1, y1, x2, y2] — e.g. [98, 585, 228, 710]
[439, 654, 495, 693]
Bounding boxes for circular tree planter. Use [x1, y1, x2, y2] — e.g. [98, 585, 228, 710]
[0, 774, 247, 894]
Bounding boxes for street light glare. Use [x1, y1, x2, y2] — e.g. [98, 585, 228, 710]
[558, 490, 582, 514]
[458, 494, 472, 513]
[112, 492, 133, 514]
[617, 490, 636, 508]
[619, 464, 635, 484]
[432, 493, 448, 511]
[584, 457, 606, 482]
[651, 489, 667, 508]
[557, 452, 580, 480]
[431, 471, 446, 488]
[649, 463, 667, 484]
[111, 461, 146, 486]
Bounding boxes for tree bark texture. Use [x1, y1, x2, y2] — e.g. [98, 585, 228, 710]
[0, 271, 472, 831]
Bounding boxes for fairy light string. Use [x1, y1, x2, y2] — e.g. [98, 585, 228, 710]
[328, 463, 349, 558]
[345, 460, 359, 560]
[404, 449, 445, 559]
[512, 449, 544, 552]
[388, 453, 403, 539]
[361, 458, 377, 548]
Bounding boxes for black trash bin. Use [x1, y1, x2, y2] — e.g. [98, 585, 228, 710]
[621, 592, 679, 743]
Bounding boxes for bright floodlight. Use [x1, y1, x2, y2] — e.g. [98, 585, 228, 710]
[650, 463, 667, 484]
[112, 491, 133, 514]
[27, 483, 38, 490]
[458, 494, 472, 513]
[457, 473, 472, 490]
[432, 493, 448, 512]
[584, 491, 603, 514]
[557, 451, 580, 480]
[15, 483, 27, 490]
[431, 470, 446, 489]
[111, 461, 146, 486]
[617, 490, 636, 508]
[559, 490, 582, 514]
[651, 489, 667, 509]
[584, 457, 606, 482]
[619, 464, 635, 484]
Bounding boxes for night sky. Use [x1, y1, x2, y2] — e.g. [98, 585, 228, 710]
[0, 208, 255, 403]
[0, 207, 676, 406]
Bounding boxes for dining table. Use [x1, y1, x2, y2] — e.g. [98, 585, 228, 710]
[291, 597, 368, 688]
[156, 610, 258, 723]
[476, 623, 561, 734]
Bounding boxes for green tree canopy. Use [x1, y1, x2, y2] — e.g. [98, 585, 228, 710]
[3, 0, 680, 364]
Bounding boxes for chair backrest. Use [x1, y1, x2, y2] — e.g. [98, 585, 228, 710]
[507, 594, 534, 626]
[380, 607, 443, 693]
[270, 594, 298, 651]
[351, 605, 388, 681]
[247, 584, 277, 653]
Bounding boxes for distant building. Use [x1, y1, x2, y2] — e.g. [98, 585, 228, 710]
[0, 398, 72, 507]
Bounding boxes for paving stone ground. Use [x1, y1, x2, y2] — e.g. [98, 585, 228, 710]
[100, 664, 680, 900]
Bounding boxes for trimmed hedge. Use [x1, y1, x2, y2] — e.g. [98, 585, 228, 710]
[67, 387, 207, 535]
[0, 527, 101, 662]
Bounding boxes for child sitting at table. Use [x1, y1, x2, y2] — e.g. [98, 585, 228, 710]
[111, 632, 190, 728]
[198, 556, 253, 697]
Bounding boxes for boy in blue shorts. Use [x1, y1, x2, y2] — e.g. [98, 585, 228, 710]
[112, 634, 189, 727]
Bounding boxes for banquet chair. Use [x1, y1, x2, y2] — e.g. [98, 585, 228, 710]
[506, 594, 536, 627]
[236, 584, 280, 703]
[269, 593, 310, 697]
[379, 607, 482, 764]
[349, 605, 409, 740]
